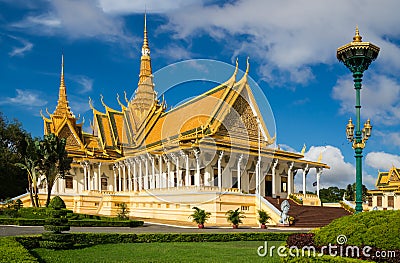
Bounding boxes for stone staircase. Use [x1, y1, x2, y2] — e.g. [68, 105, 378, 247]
[264, 196, 352, 228]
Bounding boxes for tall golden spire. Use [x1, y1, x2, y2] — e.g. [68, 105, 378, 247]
[131, 12, 157, 117]
[53, 54, 74, 118]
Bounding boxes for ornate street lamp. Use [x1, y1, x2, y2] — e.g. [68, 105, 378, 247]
[337, 27, 379, 213]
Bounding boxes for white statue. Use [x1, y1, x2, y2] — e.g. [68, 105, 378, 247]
[279, 200, 290, 224]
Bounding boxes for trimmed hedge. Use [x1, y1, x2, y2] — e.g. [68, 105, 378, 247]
[68, 219, 144, 227]
[68, 232, 293, 246]
[15, 232, 293, 250]
[0, 237, 38, 263]
[0, 218, 45, 226]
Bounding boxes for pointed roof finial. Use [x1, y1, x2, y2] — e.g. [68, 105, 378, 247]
[245, 56, 250, 75]
[353, 25, 362, 42]
[142, 10, 149, 54]
[60, 53, 65, 87]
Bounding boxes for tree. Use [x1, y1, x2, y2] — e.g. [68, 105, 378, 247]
[319, 186, 345, 203]
[345, 184, 354, 201]
[0, 112, 31, 200]
[35, 133, 72, 207]
[15, 137, 41, 207]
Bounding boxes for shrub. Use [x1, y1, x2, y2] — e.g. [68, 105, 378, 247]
[18, 207, 48, 219]
[314, 210, 400, 250]
[289, 194, 303, 205]
[48, 196, 66, 210]
[68, 232, 293, 246]
[0, 237, 38, 263]
[41, 199, 72, 250]
[286, 233, 315, 248]
[68, 219, 143, 227]
[117, 202, 129, 220]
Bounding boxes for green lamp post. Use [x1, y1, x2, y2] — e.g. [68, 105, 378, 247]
[337, 27, 379, 213]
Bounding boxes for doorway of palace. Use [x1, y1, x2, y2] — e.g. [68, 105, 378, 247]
[265, 174, 272, 197]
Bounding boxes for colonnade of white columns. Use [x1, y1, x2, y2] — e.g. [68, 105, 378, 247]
[73, 151, 323, 198]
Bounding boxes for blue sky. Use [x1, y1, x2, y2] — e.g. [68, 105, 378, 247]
[1, 0, 400, 191]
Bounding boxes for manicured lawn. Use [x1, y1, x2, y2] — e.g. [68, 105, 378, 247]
[31, 241, 284, 262]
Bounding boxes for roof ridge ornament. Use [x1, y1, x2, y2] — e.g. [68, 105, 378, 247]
[353, 25, 362, 42]
[100, 94, 106, 108]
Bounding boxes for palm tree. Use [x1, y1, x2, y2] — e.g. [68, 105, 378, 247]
[225, 208, 245, 228]
[15, 138, 40, 207]
[189, 207, 211, 228]
[35, 134, 72, 207]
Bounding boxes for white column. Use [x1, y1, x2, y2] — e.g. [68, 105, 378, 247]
[217, 151, 224, 190]
[158, 155, 162, 188]
[287, 162, 294, 197]
[256, 158, 260, 196]
[149, 154, 155, 189]
[87, 163, 91, 191]
[302, 164, 309, 197]
[133, 159, 138, 191]
[174, 154, 182, 187]
[271, 159, 278, 198]
[138, 159, 143, 191]
[162, 155, 168, 188]
[113, 164, 117, 192]
[98, 163, 102, 191]
[142, 157, 149, 190]
[194, 149, 200, 186]
[83, 163, 87, 191]
[167, 157, 171, 188]
[316, 168, 323, 198]
[237, 154, 243, 192]
[183, 152, 190, 186]
[122, 163, 127, 191]
[118, 163, 122, 192]
[128, 160, 132, 191]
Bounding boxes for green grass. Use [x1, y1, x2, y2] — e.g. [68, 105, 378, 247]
[31, 241, 284, 263]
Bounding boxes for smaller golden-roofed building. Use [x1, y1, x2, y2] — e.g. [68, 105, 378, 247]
[368, 166, 400, 210]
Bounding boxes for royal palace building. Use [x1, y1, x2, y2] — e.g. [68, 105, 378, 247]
[30, 16, 329, 225]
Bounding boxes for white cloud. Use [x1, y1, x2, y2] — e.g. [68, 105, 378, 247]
[9, 0, 133, 43]
[98, 0, 197, 14]
[332, 73, 400, 125]
[71, 75, 93, 94]
[7, 35, 33, 57]
[153, 0, 400, 86]
[365, 152, 400, 170]
[0, 89, 47, 107]
[293, 145, 376, 190]
[156, 44, 195, 62]
[374, 130, 400, 147]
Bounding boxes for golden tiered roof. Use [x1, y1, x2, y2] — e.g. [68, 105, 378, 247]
[375, 166, 400, 190]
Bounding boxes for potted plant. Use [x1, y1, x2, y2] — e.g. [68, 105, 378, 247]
[288, 216, 295, 225]
[189, 207, 211, 228]
[225, 208, 245, 228]
[257, 210, 271, 229]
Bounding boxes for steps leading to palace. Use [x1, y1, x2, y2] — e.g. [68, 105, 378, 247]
[264, 196, 351, 228]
